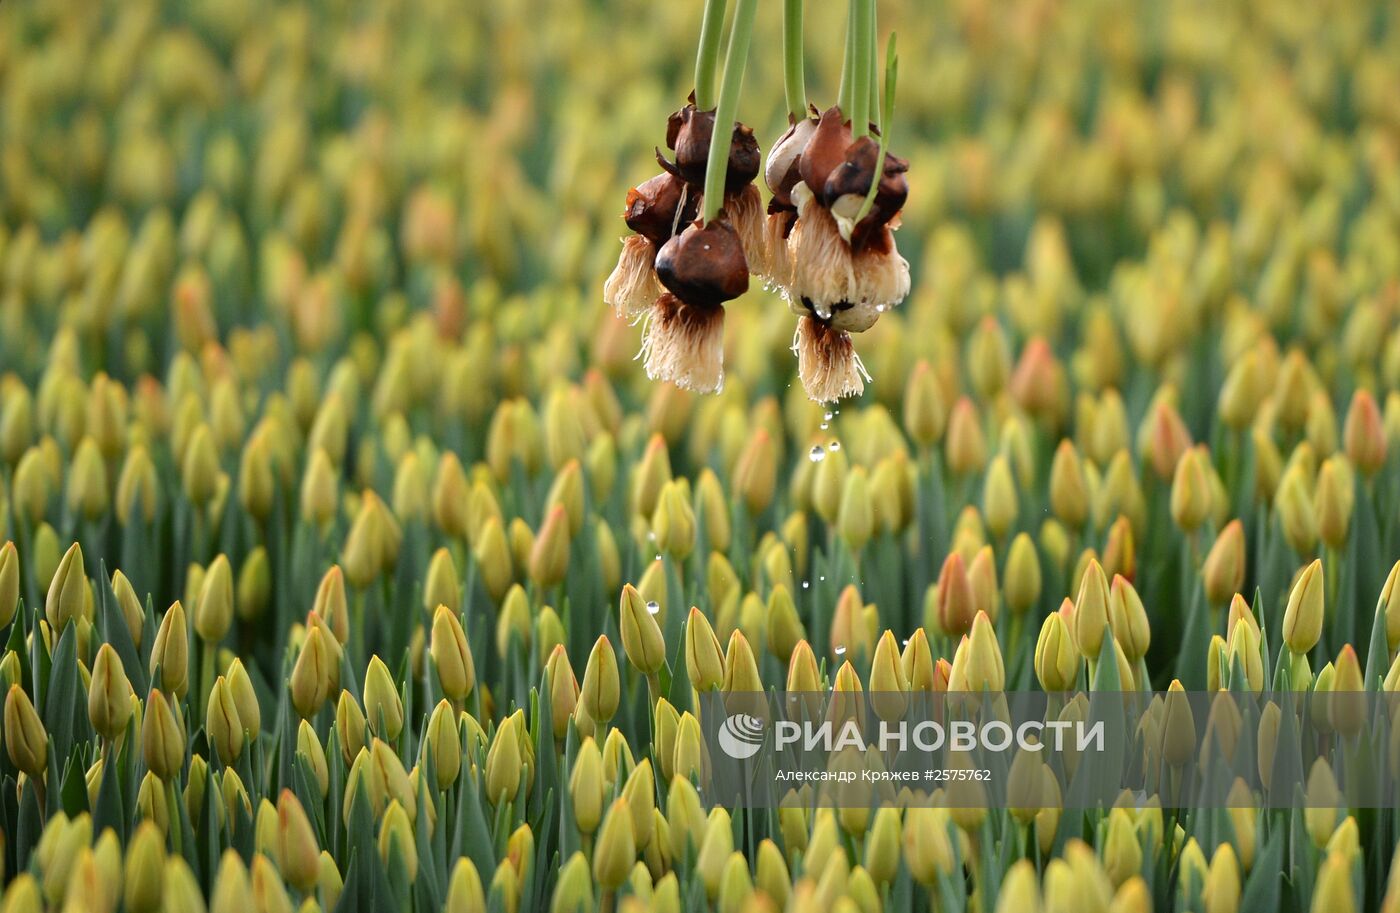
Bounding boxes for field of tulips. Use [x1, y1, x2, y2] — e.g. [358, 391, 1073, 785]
[3, 0, 1400, 910]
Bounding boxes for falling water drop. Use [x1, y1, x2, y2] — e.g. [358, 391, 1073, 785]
[809, 444, 826, 463]
[828, 440, 841, 452]
[834, 645, 848, 656]
[646, 601, 660, 615]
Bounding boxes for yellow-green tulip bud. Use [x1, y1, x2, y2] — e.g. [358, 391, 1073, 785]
[124, 821, 165, 913]
[335, 692, 367, 767]
[424, 548, 461, 616]
[528, 505, 571, 589]
[619, 584, 665, 676]
[685, 608, 724, 691]
[296, 720, 330, 798]
[1074, 559, 1110, 659]
[545, 645, 579, 742]
[89, 643, 133, 741]
[290, 627, 333, 720]
[142, 688, 183, 781]
[732, 430, 776, 515]
[474, 516, 514, 604]
[5, 685, 46, 779]
[225, 658, 260, 739]
[1049, 440, 1089, 528]
[1315, 458, 1354, 550]
[0, 542, 17, 630]
[195, 554, 233, 643]
[1103, 807, 1141, 887]
[431, 606, 476, 701]
[250, 852, 294, 913]
[1312, 851, 1355, 913]
[994, 859, 1041, 913]
[1203, 520, 1246, 606]
[837, 467, 874, 554]
[1170, 446, 1213, 533]
[570, 738, 605, 835]
[485, 714, 524, 805]
[275, 789, 320, 892]
[181, 425, 220, 507]
[652, 481, 695, 560]
[66, 437, 108, 520]
[237, 547, 271, 622]
[300, 449, 338, 528]
[1108, 575, 1150, 662]
[210, 851, 251, 913]
[425, 700, 461, 790]
[593, 800, 636, 891]
[45, 541, 85, 632]
[149, 601, 189, 699]
[377, 801, 417, 883]
[579, 636, 620, 725]
[1283, 559, 1325, 654]
[363, 655, 404, 739]
[551, 851, 592, 913]
[207, 676, 243, 764]
[446, 858, 486, 913]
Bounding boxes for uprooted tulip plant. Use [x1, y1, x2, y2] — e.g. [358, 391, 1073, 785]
[607, 0, 908, 404]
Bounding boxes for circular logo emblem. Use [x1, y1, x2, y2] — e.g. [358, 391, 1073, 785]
[718, 713, 766, 760]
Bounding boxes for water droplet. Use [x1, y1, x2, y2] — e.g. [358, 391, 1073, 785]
[647, 530, 657, 541]
[828, 440, 841, 452]
[824, 411, 834, 422]
[901, 639, 910, 647]
[834, 645, 848, 656]
[801, 581, 810, 589]
[809, 445, 826, 463]
[654, 554, 663, 561]
[646, 601, 660, 615]
[819, 576, 826, 582]
[820, 422, 829, 431]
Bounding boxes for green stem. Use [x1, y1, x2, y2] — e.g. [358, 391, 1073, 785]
[701, 0, 759, 224]
[782, 0, 807, 121]
[849, 0, 874, 138]
[693, 0, 728, 110]
[867, 2, 880, 130]
[837, 0, 856, 113]
[854, 35, 898, 225]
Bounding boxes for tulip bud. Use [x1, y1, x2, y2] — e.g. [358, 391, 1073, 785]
[89, 643, 133, 741]
[182, 424, 220, 507]
[123, 821, 165, 913]
[1283, 559, 1325, 654]
[378, 801, 418, 882]
[210, 851, 252, 913]
[143, 688, 184, 781]
[485, 715, 523, 805]
[722, 630, 763, 694]
[45, 541, 86, 632]
[290, 627, 333, 720]
[1049, 440, 1089, 529]
[1312, 851, 1355, 913]
[296, 720, 330, 798]
[529, 505, 571, 589]
[1170, 446, 1213, 533]
[5, 685, 47, 779]
[685, 608, 724, 691]
[207, 677, 244, 764]
[1276, 466, 1318, 555]
[593, 800, 636, 891]
[1344, 389, 1386, 475]
[836, 468, 874, 554]
[945, 398, 986, 476]
[571, 738, 605, 835]
[423, 548, 462, 616]
[1315, 457, 1354, 550]
[446, 858, 486, 913]
[1203, 519, 1246, 605]
[552, 852, 593, 913]
[363, 655, 404, 739]
[335, 692, 367, 767]
[276, 789, 320, 892]
[544, 646, 579, 742]
[580, 636, 620, 725]
[195, 554, 233, 643]
[1074, 559, 1110, 659]
[619, 584, 665, 677]
[934, 552, 976, 638]
[431, 606, 476, 701]
[1108, 575, 1151, 662]
[150, 601, 189, 699]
